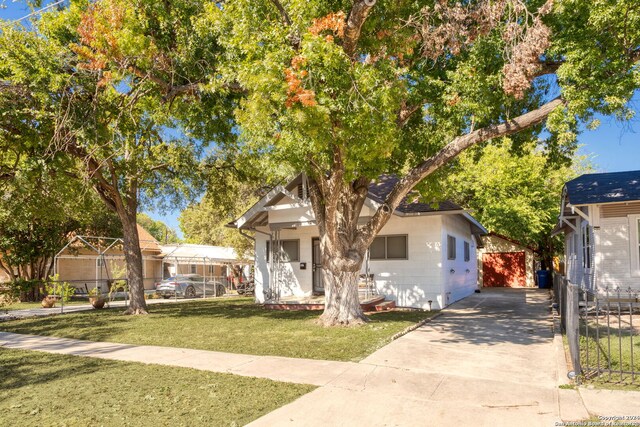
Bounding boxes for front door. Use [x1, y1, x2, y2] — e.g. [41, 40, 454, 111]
[312, 238, 324, 294]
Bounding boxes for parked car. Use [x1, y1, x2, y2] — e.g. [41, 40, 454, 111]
[155, 274, 226, 299]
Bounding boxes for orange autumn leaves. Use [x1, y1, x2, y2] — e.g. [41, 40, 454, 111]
[71, 1, 126, 86]
[285, 11, 346, 108]
[285, 56, 316, 108]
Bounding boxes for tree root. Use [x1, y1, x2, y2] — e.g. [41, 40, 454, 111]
[123, 307, 148, 315]
[318, 312, 370, 327]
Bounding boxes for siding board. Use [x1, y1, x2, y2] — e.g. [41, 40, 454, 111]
[601, 202, 640, 218]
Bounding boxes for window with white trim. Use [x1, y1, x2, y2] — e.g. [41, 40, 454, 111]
[581, 224, 591, 270]
[190, 264, 197, 274]
[369, 235, 408, 260]
[630, 215, 640, 277]
[464, 241, 470, 262]
[447, 235, 456, 260]
[266, 240, 300, 262]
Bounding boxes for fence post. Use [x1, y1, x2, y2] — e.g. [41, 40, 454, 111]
[566, 282, 582, 377]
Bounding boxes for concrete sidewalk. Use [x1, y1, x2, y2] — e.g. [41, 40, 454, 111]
[2, 289, 638, 426]
[248, 289, 620, 427]
[0, 296, 225, 322]
[0, 331, 356, 387]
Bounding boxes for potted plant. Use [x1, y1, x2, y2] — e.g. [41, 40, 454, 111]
[43, 274, 75, 308]
[88, 288, 106, 309]
[41, 295, 57, 308]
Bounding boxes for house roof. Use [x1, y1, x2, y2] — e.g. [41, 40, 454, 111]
[160, 244, 251, 263]
[230, 173, 487, 236]
[565, 170, 640, 206]
[137, 224, 162, 253]
[482, 232, 536, 252]
[368, 175, 464, 214]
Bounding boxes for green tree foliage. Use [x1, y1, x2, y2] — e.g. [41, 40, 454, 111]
[179, 162, 279, 259]
[0, 152, 121, 300]
[442, 138, 591, 256]
[0, 0, 237, 313]
[137, 214, 180, 244]
[205, 0, 639, 325]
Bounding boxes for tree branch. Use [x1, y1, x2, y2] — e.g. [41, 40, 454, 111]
[397, 101, 423, 127]
[126, 64, 245, 101]
[534, 59, 562, 77]
[363, 97, 564, 239]
[270, 0, 292, 26]
[343, 0, 376, 58]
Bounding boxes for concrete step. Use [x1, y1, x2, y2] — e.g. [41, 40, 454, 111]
[374, 300, 396, 311]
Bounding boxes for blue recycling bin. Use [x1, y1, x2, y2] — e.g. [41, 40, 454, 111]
[536, 270, 550, 289]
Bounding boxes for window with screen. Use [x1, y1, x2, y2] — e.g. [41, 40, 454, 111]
[369, 235, 408, 260]
[266, 240, 300, 262]
[190, 264, 197, 274]
[447, 235, 456, 260]
[582, 225, 591, 269]
[464, 241, 470, 262]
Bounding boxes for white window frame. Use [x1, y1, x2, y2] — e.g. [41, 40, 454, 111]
[447, 235, 456, 260]
[630, 214, 640, 277]
[190, 264, 197, 274]
[463, 241, 470, 262]
[266, 239, 300, 262]
[369, 235, 409, 261]
[581, 223, 592, 271]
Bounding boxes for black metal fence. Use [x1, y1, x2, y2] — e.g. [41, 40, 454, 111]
[554, 274, 640, 385]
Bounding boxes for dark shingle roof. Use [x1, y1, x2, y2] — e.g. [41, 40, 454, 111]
[565, 170, 640, 205]
[368, 175, 463, 213]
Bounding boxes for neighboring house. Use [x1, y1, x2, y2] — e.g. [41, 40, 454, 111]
[0, 256, 11, 283]
[55, 226, 252, 293]
[55, 225, 164, 291]
[478, 233, 536, 288]
[553, 170, 640, 293]
[231, 174, 487, 310]
[160, 243, 251, 284]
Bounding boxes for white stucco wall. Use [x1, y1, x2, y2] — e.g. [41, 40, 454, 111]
[441, 215, 479, 305]
[369, 215, 446, 310]
[253, 211, 482, 310]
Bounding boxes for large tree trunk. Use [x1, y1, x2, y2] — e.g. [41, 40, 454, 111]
[319, 252, 368, 326]
[119, 208, 148, 315]
[309, 171, 372, 327]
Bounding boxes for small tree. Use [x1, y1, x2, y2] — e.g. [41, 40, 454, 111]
[442, 137, 592, 266]
[137, 214, 180, 244]
[0, 0, 237, 314]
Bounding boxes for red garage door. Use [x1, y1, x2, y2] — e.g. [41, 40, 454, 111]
[482, 252, 526, 287]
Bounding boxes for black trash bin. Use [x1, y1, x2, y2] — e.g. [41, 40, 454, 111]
[536, 270, 550, 288]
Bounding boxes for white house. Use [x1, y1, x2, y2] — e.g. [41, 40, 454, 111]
[553, 170, 640, 294]
[231, 174, 487, 310]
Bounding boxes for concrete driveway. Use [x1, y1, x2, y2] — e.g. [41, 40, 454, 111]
[249, 289, 564, 427]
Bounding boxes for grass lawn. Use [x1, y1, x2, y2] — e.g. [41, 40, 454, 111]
[579, 333, 640, 391]
[0, 348, 314, 427]
[0, 298, 436, 361]
[2, 300, 89, 311]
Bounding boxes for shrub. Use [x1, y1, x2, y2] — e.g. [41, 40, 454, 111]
[45, 274, 75, 303]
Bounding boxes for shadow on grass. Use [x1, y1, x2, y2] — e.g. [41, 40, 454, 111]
[0, 298, 431, 345]
[0, 347, 117, 392]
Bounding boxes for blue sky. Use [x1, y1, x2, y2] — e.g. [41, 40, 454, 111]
[2, 2, 640, 239]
